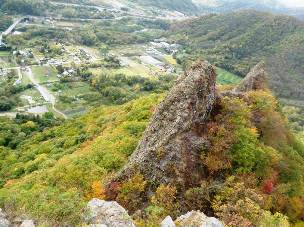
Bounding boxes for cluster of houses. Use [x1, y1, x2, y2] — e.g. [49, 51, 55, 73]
[57, 68, 76, 78]
[151, 38, 180, 55]
[137, 38, 180, 74]
[38, 45, 94, 66]
[13, 50, 33, 58]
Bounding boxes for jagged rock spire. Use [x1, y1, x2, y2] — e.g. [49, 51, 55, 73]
[234, 62, 268, 93]
[112, 61, 216, 189]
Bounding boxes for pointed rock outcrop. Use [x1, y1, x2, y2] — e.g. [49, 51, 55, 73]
[234, 62, 268, 93]
[112, 61, 216, 189]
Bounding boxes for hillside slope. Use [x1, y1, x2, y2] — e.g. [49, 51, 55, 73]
[0, 62, 303, 226]
[0, 94, 163, 225]
[193, 0, 304, 19]
[170, 10, 304, 104]
[131, 0, 199, 15]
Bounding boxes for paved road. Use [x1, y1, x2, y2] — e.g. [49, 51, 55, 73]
[24, 67, 67, 119]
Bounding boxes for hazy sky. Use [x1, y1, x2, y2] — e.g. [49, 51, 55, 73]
[279, 0, 304, 7]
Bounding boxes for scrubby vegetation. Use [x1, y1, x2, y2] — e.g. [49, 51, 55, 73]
[0, 94, 163, 225]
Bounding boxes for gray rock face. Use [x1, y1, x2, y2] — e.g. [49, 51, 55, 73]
[161, 216, 175, 227]
[20, 220, 35, 227]
[0, 209, 9, 227]
[114, 61, 216, 189]
[234, 62, 268, 93]
[85, 199, 135, 227]
[176, 211, 224, 227]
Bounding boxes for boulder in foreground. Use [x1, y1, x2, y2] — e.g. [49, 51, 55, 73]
[85, 199, 135, 227]
[175, 211, 224, 227]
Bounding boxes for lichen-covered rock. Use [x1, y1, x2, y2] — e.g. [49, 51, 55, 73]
[234, 62, 268, 92]
[161, 216, 176, 227]
[175, 211, 224, 227]
[20, 220, 35, 227]
[85, 199, 135, 227]
[113, 61, 216, 190]
[0, 209, 9, 227]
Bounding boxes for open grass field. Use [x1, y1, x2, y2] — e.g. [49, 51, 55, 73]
[89, 60, 153, 77]
[32, 66, 59, 83]
[19, 88, 44, 105]
[163, 54, 177, 65]
[0, 51, 10, 57]
[216, 67, 242, 85]
[0, 51, 17, 67]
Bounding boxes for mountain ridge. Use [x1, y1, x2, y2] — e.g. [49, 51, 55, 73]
[169, 10, 304, 103]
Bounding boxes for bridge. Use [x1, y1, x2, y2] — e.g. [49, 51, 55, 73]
[0, 17, 29, 45]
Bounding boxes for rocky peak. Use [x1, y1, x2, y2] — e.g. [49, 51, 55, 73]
[112, 60, 216, 190]
[234, 62, 268, 93]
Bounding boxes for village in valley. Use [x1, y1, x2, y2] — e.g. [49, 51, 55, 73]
[0, 15, 183, 118]
[0, 1, 240, 119]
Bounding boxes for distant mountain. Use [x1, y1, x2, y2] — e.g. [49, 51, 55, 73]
[127, 0, 304, 18]
[193, 0, 304, 19]
[130, 0, 200, 14]
[3, 0, 303, 19]
[170, 10, 304, 103]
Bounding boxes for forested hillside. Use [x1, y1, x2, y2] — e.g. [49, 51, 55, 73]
[0, 0, 49, 15]
[170, 10, 304, 103]
[131, 0, 199, 14]
[193, 0, 304, 19]
[0, 94, 163, 225]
